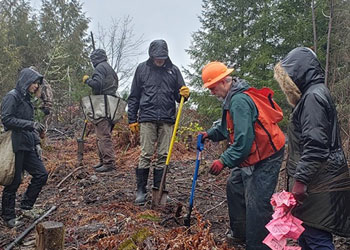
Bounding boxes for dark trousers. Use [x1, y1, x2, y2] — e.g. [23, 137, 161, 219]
[1, 150, 48, 221]
[95, 119, 115, 167]
[299, 225, 334, 250]
[226, 147, 284, 250]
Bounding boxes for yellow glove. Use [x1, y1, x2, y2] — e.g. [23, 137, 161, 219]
[179, 86, 190, 98]
[129, 122, 139, 133]
[82, 75, 89, 83]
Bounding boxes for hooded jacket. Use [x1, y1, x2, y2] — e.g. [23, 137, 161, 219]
[275, 47, 350, 236]
[86, 49, 118, 95]
[1, 68, 43, 152]
[128, 39, 186, 124]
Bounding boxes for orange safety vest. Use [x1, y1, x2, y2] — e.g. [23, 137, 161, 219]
[226, 87, 285, 167]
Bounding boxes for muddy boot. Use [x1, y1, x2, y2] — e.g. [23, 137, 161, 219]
[93, 162, 103, 169]
[153, 168, 164, 189]
[135, 168, 149, 205]
[95, 165, 115, 173]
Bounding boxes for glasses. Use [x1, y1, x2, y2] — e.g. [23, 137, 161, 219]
[208, 79, 226, 91]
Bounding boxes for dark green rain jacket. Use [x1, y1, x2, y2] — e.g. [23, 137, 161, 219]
[207, 78, 258, 167]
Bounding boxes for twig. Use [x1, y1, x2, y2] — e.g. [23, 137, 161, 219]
[202, 199, 227, 215]
[176, 184, 226, 198]
[200, 179, 225, 192]
[56, 166, 84, 188]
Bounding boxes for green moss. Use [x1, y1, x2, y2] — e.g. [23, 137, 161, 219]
[118, 228, 152, 250]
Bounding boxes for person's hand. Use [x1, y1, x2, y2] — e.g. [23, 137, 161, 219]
[198, 132, 208, 143]
[36, 144, 42, 160]
[292, 180, 308, 204]
[33, 122, 45, 133]
[209, 159, 224, 175]
[82, 75, 89, 84]
[129, 122, 139, 134]
[179, 86, 190, 98]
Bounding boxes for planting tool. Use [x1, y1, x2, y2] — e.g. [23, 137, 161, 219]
[184, 134, 204, 226]
[152, 96, 185, 206]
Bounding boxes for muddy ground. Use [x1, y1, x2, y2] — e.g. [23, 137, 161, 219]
[0, 125, 349, 249]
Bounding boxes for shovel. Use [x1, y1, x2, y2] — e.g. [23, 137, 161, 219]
[184, 134, 204, 226]
[152, 96, 185, 206]
[77, 119, 88, 165]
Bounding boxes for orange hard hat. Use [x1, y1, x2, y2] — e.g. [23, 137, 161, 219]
[202, 61, 234, 88]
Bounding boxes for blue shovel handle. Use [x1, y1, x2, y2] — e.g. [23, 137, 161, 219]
[185, 134, 204, 226]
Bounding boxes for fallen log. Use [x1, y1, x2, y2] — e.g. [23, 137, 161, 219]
[5, 206, 57, 250]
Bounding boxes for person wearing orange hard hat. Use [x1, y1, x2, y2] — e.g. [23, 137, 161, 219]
[199, 61, 285, 250]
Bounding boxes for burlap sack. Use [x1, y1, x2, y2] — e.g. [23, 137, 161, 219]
[0, 131, 15, 185]
[81, 95, 127, 124]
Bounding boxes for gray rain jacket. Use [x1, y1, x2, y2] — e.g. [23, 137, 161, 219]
[86, 49, 118, 96]
[1, 68, 43, 152]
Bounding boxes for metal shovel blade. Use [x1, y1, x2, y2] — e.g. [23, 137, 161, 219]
[152, 187, 168, 206]
[152, 164, 169, 206]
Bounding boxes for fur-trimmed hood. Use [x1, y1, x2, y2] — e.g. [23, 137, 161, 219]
[274, 47, 325, 107]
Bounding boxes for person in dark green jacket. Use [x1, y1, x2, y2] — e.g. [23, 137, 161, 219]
[199, 61, 285, 250]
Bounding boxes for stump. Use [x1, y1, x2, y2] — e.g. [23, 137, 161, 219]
[36, 221, 65, 250]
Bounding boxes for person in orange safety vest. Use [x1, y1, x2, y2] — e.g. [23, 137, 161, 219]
[199, 61, 285, 250]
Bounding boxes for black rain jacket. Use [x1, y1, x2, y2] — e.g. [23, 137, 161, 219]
[86, 49, 118, 95]
[282, 47, 350, 237]
[128, 40, 186, 124]
[1, 68, 43, 152]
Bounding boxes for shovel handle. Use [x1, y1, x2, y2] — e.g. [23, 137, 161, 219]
[157, 96, 185, 202]
[165, 96, 185, 165]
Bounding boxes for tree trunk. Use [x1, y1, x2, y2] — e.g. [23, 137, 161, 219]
[311, 0, 317, 53]
[325, 0, 334, 87]
[36, 221, 65, 250]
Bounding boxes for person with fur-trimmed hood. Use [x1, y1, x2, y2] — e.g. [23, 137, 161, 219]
[128, 39, 190, 205]
[1, 68, 48, 228]
[274, 47, 350, 249]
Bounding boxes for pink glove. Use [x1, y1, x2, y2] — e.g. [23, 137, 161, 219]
[199, 132, 208, 143]
[292, 180, 308, 204]
[209, 160, 224, 175]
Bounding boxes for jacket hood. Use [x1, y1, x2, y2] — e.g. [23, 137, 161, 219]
[90, 49, 108, 67]
[148, 39, 169, 60]
[15, 68, 43, 97]
[223, 78, 250, 109]
[279, 47, 325, 93]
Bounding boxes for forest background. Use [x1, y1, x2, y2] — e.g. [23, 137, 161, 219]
[0, 0, 349, 155]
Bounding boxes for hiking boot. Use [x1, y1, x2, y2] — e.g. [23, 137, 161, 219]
[3, 218, 24, 228]
[93, 162, 103, 169]
[21, 207, 45, 220]
[95, 165, 115, 173]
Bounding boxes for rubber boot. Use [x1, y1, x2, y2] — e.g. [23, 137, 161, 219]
[153, 168, 164, 189]
[134, 168, 149, 205]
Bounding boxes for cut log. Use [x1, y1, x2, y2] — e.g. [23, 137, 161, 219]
[36, 221, 65, 250]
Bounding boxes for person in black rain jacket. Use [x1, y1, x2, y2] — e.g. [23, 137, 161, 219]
[1, 68, 48, 228]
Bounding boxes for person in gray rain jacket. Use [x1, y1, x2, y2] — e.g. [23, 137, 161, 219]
[274, 47, 350, 249]
[128, 39, 190, 205]
[1, 68, 48, 228]
[83, 49, 119, 173]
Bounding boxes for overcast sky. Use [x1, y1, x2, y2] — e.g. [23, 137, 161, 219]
[31, 0, 203, 70]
